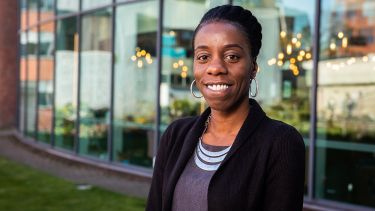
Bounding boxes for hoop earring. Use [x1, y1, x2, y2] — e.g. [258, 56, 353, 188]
[190, 80, 203, 98]
[250, 78, 258, 98]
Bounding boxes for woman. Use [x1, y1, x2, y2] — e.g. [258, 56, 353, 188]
[147, 5, 305, 211]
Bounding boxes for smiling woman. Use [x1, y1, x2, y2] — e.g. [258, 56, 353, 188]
[147, 5, 305, 211]
[193, 22, 253, 119]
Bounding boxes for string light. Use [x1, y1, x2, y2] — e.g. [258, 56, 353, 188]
[342, 37, 348, 48]
[131, 47, 153, 68]
[169, 30, 176, 36]
[137, 60, 143, 68]
[173, 59, 189, 78]
[268, 58, 277, 66]
[330, 42, 336, 50]
[181, 71, 187, 78]
[287, 44, 292, 55]
[280, 31, 287, 38]
[338, 32, 344, 39]
[267, 31, 314, 77]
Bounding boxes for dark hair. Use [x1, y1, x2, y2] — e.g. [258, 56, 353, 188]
[192, 5, 262, 60]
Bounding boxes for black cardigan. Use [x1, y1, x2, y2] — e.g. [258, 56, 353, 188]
[146, 99, 305, 211]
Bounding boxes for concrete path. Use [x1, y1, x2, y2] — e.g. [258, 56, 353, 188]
[0, 130, 151, 199]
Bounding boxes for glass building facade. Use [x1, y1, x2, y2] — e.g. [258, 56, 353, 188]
[18, 0, 375, 209]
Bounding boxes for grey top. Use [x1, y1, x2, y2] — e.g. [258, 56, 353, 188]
[172, 139, 231, 211]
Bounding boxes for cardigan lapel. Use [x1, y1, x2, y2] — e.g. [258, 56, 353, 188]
[164, 108, 211, 210]
[219, 99, 266, 168]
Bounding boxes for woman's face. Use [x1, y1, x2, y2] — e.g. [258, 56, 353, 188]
[193, 21, 256, 112]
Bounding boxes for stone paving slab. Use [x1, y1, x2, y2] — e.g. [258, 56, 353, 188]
[0, 130, 151, 199]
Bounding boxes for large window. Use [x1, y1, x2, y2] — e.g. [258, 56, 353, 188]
[79, 9, 112, 159]
[113, 1, 158, 167]
[235, 0, 315, 194]
[54, 17, 78, 150]
[316, 0, 375, 207]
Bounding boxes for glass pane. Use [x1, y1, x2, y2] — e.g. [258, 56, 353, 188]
[28, 0, 39, 26]
[21, 0, 28, 30]
[234, 0, 315, 195]
[26, 27, 39, 138]
[316, 0, 375, 208]
[37, 21, 55, 144]
[40, 0, 54, 21]
[82, 0, 112, 10]
[19, 31, 28, 133]
[113, 1, 158, 167]
[161, 0, 227, 130]
[54, 17, 78, 151]
[79, 9, 112, 160]
[56, 0, 79, 14]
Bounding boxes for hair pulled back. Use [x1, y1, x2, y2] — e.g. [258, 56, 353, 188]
[193, 5, 262, 60]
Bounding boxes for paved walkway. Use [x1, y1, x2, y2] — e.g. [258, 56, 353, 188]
[0, 130, 151, 199]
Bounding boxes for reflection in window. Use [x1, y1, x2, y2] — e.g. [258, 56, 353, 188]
[40, 0, 54, 21]
[161, 0, 227, 128]
[21, 0, 27, 30]
[234, 0, 315, 195]
[316, 0, 375, 207]
[54, 17, 78, 150]
[79, 9, 112, 160]
[113, 2, 158, 167]
[37, 22, 55, 144]
[26, 27, 39, 138]
[82, 0, 111, 10]
[56, 0, 79, 15]
[28, 0, 39, 26]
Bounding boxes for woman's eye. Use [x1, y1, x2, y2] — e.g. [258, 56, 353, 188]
[196, 55, 209, 61]
[225, 55, 240, 62]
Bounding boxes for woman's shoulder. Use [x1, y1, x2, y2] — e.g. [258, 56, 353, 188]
[260, 116, 305, 148]
[160, 116, 199, 143]
[157, 116, 199, 155]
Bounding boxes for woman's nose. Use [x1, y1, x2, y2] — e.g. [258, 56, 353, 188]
[206, 57, 227, 75]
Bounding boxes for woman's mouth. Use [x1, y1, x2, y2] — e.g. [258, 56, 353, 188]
[207, 84, 229, 91]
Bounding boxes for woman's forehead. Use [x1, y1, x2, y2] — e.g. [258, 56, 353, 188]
[194, 22, 251, 50]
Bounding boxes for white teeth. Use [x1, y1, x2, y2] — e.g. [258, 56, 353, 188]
[207, 84, 229, 91]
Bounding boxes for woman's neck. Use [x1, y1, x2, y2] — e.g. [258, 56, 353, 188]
[203, 99, 250, 146]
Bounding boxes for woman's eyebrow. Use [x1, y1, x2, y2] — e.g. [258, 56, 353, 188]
[194, 45, 209, 51]
[223, 44, 244, 50]
[195, 44, 245, 51]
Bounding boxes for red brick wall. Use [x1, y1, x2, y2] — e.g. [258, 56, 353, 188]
[0, 1, 18, 128]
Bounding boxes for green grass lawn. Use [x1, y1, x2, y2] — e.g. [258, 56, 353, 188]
[0, 156, 146, 211]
